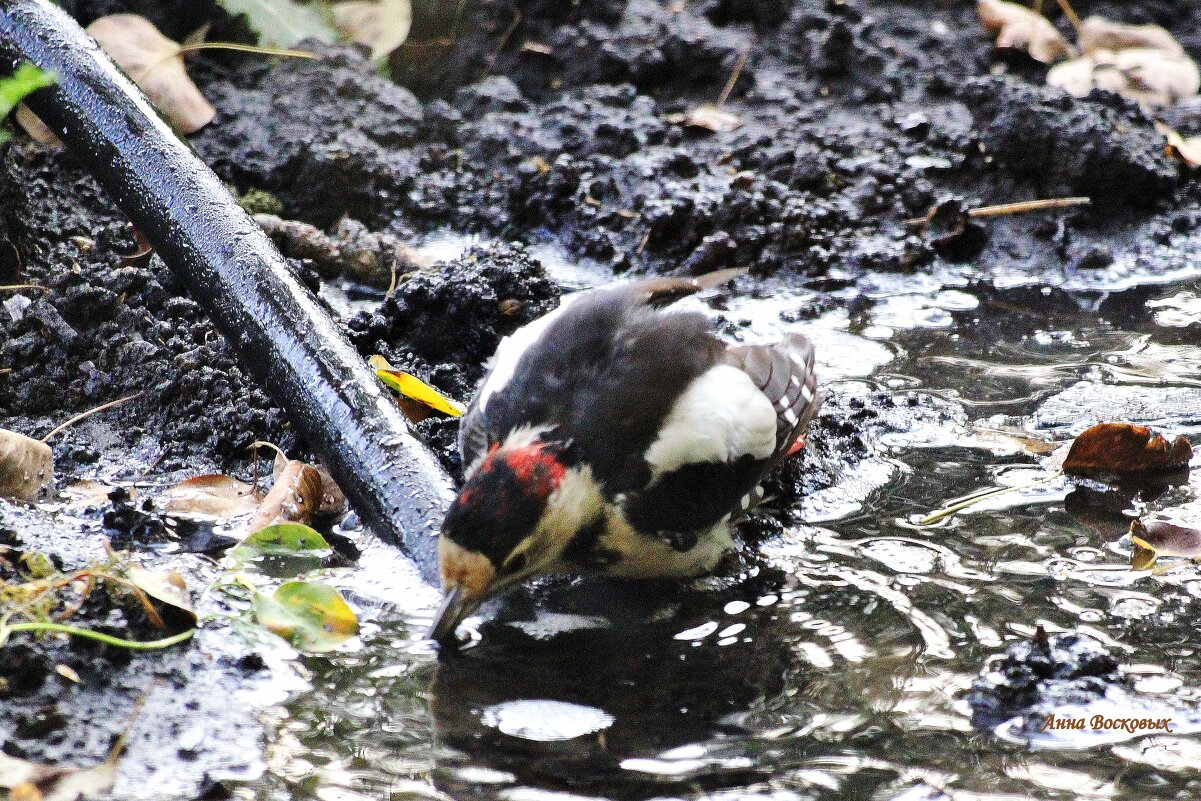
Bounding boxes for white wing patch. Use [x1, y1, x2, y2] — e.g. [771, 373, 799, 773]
[643, 364, 777, 483]
[477, 294, 579, 413]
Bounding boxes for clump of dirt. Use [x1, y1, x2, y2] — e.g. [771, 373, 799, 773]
[0, 146, 295, 470]
[959, 76, 1179, 204]
[348, 242, 560, 396]
[394, 0, 752, 100]
[195, 45, 426, 229]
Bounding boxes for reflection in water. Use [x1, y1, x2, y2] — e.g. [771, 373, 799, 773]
[249, 266, 1201, 800]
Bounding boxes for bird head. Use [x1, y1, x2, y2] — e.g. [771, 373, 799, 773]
[429, 438, 573, 641]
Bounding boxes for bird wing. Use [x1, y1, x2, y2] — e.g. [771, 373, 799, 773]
[458, 271, 744, 476]
[620, 334, 820, 549]
[723, 333, 821, 464]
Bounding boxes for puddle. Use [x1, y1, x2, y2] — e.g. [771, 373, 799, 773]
[246, 236, 1201, 801]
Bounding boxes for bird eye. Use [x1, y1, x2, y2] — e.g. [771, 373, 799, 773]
[503, 552, 529, 575]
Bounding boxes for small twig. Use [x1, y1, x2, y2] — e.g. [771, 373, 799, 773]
[40, 392, 141, 443]
[138, 41, 318, 81]
[107, 681, 159, 766]
[635, 229, 651, 256]
[386, 258, 400, 298]
[717, 48, 749, 109]
[969, 196, 1091, 219]
[2, 622, 195, 650]
[917, 473, 1061, 525]
[491, 9, 522, 61]
[0, 283, 48, 292]
[905, 196, 1091, 227]
[248, 440, 287, 496]
[247, 440, 287, 461]
[174, 42, 319, 60]
[1054, 0, 1083, 37]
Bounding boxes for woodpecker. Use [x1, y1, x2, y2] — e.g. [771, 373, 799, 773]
[429, 268, 820, 641]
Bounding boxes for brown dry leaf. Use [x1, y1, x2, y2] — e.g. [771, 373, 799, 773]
[313, 465, 347, 516]
[1048, 48, 1201, 109]
[86, 14, 215, 134]
[14, 104, 61, 146]
[0, 751, 117, 801]
[1129, 518, 1201, 570]
[127, 565, 197, 627]
[120, 227, 154, 268]
[270, 453, 346, 516]
[0, 429, 53, 503]
[248, 459, 322, 533]
[332, 0, 413, 60]
[977, 0, 1074, 64]
[1061, 422, 1193, 476]
[1079, 16, 1184, 56]
[157, 474, 258, 519]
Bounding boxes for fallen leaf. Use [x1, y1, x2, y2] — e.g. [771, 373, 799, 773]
[0, 751, 117, 801]
[14, 104, 61, 146]
[371, 355, 467, 421]
[0, 429, 53, 503]
[1079, 16, 1184, 56]
[86, 14, 215, 134]
[680, 104, 742, 133]
[313, 464, 348, 516]
[1062, 422, 1193, 476]
[1161, 124, 1201, 168]
[157, 474, 258, 519]
[247, 459, 322, 532]
[269, 453, 345, 516]
[977, 0, 1074, 64]
[127, 565, 197, 627]
[120, 227, 154, 268]
[1129, 518, 1201, 570]
[61, 480, 123, 511]
[218, 0, 339, 48]
[331, 0, 412, 60]
[252, 581, 358, 652]
[1048, 48, 1201, 109]
[230, 522, 330, 561]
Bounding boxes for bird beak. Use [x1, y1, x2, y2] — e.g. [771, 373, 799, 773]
[428, 538, 497, 642]
[428, 585, 480, 642]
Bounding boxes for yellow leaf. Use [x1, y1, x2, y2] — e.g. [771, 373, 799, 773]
[372, 357, 466, 419]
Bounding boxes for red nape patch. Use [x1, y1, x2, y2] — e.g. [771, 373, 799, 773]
[504, 445, 566, 497]
[785, 437, 806, 457]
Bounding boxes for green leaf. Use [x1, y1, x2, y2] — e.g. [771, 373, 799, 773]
[231, 522, 330, 560]
[252, 581, 358, 652]
[218, 0, 339, 48]
[0, 63, 55, 120]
